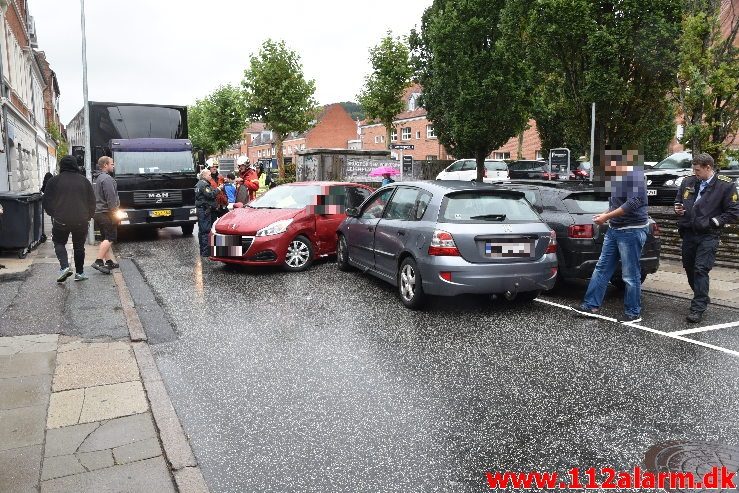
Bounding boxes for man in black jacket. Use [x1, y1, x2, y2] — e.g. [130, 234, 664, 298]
[42, 156, 96, 282]
[675, 153, 739, 322]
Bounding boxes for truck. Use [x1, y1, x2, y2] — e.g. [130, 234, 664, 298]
[67, 101, 198, 235]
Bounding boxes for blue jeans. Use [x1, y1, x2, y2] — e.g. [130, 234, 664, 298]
[582, 226, 648, 317]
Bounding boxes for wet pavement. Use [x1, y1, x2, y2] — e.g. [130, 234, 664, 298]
[116, 227, 739, 493]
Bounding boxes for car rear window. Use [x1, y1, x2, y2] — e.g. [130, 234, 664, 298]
[439, 192, 540, 223]
[562, 192, 609, 214]
[485, 161, 508, 171]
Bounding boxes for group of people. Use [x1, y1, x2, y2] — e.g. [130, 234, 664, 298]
[575, 151, 738, 324]
[194, 159, 261, 257]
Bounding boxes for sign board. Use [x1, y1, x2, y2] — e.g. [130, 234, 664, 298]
[548, 148, 570, 179]
[402, 155, 413, 177]
[390, 144, 415, 150]
[218, 157, 236, 172]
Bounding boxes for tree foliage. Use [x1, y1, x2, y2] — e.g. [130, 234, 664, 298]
[410, 0, 532, 181]
[189, 84, 247, 156]
[676, 0, 739, 162]
[242, 39, 317, 178]
[47, 122, 68, 163]
[525, 0, 682, 168]
[357, 33, 413, 146]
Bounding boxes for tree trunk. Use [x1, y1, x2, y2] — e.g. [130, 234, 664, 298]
[276, 134, 285, 179]
[476, 150, 486, 182]
[385, 122, 393, 151]
[517, 132, 524, 159]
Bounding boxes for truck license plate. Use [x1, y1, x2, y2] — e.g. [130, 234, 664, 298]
[150, 209, 172, 217]
[647, 189, 657, 196]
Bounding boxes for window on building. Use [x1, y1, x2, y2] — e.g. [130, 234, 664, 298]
[408, 92, 421, 111]
[426, 125, 435, 138]
[391, 129, 397, 142]
[416, 131, 421, 140]
[493, 152, 511, 160]
[535, 150, 543, 160]
[401, 127, 411, 140]
[426, 155, 438, 161]
[374, 135, 385, 144]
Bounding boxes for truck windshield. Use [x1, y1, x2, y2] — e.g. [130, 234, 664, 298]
[113, 151, 194, 174]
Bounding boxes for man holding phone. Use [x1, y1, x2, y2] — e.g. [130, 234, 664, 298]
[675, 153, 739, 322]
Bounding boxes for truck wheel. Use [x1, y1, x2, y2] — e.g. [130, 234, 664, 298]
[181, 224, 195, 236]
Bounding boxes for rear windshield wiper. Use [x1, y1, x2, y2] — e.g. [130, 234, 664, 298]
[470, 214, 507, 221]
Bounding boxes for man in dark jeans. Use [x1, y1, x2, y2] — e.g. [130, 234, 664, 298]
[195, 169, 222, 256]
[41, 156, 96, 282]
[91, 156, 120, 274]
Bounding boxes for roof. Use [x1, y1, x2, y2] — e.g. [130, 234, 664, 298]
[288, 181, 373, 187]
[382, 180, 526, 196]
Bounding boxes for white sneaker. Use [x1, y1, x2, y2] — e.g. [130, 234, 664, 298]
[74, 273, 89, 281]
[56, 267, 72, 283]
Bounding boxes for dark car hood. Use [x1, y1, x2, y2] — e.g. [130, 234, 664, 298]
[644, 169, 692, 177]
[215, 207, 303, 235]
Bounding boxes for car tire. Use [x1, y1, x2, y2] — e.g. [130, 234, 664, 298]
[283, 235, 313, 272]
[336, 234, 352, 272]
[397, 257, 425, 309]
[512, 290, 540, 303]
[181, 223, 195, 236]
[610, 272, 648, 290]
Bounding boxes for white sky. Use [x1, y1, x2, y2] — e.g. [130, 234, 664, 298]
[30, 0, 431, 124]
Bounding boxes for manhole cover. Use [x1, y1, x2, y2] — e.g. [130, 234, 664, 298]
[644, 441, 739, 492]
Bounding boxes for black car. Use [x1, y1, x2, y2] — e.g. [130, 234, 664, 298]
[491, 180, 661, 287]
[644, 152, 693, 205]
[506, 160, 558, 180]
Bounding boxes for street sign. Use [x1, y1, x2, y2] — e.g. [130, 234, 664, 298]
[390, 144, 414, 150]
[402, 155, 413, 177]
[549, 148, 571, 180]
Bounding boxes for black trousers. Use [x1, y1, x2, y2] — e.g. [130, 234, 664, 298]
[52, 220, 88, 274]
[681, 232, 719, 313]
[197, 207, 212, 257]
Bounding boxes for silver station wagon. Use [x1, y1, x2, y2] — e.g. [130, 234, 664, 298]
[336, 181, 558, 308]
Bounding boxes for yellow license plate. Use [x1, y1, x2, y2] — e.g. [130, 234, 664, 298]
[150, 209, 172, 217]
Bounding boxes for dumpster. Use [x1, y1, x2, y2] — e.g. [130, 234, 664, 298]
[0, 192, 43, 258]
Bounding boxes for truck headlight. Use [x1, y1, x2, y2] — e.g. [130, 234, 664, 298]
[114, 210, 128, 220]
[256, 219, 293, 237]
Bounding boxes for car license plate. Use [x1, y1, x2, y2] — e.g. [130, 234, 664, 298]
[647, 189, 657, 196]
[150, 209, 172, 217]
[485, 241, 532, 258]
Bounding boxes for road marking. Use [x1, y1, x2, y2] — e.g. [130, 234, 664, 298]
[671, 320, 739, 336]
[536, 298, 739, 359]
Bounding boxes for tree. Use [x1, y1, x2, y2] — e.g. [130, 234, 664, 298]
[357, 33, 413, 147]
[188, 84, 247, 157]
[676, 0, 739, 163]
[410, 0, 533, 181]
[47, 122, 68, 164]
[525, 0, 682, 170]
[242, 39, 317, 178]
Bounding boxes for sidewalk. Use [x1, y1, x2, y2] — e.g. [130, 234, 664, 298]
[0, 233, 208, 492]
[643, 259, 739, 309]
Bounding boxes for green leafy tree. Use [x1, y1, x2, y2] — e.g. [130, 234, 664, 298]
[410, 0, 532, 181]
[47, 122, 68, 164]
[357, 33, 413, 147]
[525, 0, 682, 170]
[188, 84, 247, 157]
[677, 0, 739, 163]
[242, 39, 317, 178]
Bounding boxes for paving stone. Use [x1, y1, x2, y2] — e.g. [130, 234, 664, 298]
[0, 405, 48, 451]
[44, 422, 99, 457]
[78, 381, 148, 423]
[40, 455, 175, 493]
[41, 454, 86, 481]
[53, 345, 140, 391]
[0, 352, 55, 378]
[0, 335, 58, 356]
[174, 466, 210, 493]
[46, 389, 84, 429]
[112, 437, 161, 464]
[78, 413, 157, 453]
[76, 449, 114, 471]
[0, 444, 42, 493]
[0, 374, 52, 410]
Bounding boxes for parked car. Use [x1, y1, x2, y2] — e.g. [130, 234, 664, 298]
[644, 152, 693, 205]
[435, 159, 509, 182]
[336, 181, 558, 308]
[491, 180, 661, 287]
[570, 162, 591, 180]
[210, 182, 373, 271]
[506, 160, 558, 180]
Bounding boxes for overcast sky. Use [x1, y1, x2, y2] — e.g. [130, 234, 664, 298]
[30, 0, 432, 124]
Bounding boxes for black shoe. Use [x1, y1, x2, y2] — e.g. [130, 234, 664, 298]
[618, 314, 642, 323]
[686, 311, 703, 323]
[91, 260, 111, 275]
[105, 260, 119, 269]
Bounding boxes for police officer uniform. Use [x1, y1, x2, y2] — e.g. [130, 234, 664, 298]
[675, 173, 739, 321]
[195, 178, 219, 257]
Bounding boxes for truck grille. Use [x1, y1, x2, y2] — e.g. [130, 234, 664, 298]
[132, 190, 182, 206]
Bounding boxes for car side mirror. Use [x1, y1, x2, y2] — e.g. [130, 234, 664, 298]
[346, 207, 359, 218]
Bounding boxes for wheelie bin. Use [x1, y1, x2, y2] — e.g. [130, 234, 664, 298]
[0, 192, 42, 258]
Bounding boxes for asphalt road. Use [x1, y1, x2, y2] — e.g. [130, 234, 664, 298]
[116, 227, 739, 493]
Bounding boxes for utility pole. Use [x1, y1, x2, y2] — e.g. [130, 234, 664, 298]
[81, 0, 94, 243]
[590, 103, 595, 181]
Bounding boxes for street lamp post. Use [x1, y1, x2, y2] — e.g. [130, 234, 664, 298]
[80, 0, 94, 243]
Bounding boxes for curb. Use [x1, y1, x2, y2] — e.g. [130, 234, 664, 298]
[113, 266, 209, 493]
[642, 287, 739, 311]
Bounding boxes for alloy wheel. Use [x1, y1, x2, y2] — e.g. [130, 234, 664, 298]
[400, 264, 416, 301]
[286, 240, 310, 268]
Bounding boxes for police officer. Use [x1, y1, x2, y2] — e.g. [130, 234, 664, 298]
[195, 169, 223, 257]
[675, 153, 739, 322]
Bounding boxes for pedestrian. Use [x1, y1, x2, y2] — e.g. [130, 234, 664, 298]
[91, 156, 120, 274]
[41, 155, 96, 282]
[224, 173, 237, 204]
[243, 163, 260, 202]
[41, 171, 53, 193]
[381, 173, 395, 186]
[195, 168, 222, 257]
[574, 149, 649, 323]
[208, 163, 228, 217]
[674, 153, 739, 322]
[237, 162, 248, 181]
[234, 177, 249, 205]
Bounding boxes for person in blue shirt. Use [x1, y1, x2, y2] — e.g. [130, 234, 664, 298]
[223, 173, 237, 204]
[574, 149, 649, 323]
[381, 173, 395, 186]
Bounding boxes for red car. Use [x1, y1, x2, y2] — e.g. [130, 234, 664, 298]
[209, 181, 373, 271]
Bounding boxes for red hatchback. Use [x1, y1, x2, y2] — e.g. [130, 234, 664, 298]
[209, 182, 373, 271]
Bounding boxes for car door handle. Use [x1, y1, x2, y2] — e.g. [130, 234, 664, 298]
[397, 230, 405, 236]
[367, 226, 374, 232]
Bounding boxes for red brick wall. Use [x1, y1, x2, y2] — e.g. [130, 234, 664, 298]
[304, 104, 357, 149]
[6, 2, 28, 48]
[360, 118, 451, 161]
[490, 120, 542, 160]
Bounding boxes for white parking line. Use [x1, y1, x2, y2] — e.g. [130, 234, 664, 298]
[536, 298, 739, 359]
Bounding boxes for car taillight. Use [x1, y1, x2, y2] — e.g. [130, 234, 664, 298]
[428, 230, 460, 256]
[568, 224, 594, 239]
[651, 222, 660, 238]
[546, 230, 557, 253]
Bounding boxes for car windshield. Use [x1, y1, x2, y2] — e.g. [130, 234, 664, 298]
[112, 151, 195, 174]
[485, 161, 508, 171]
[654, 155, 691, 169]
[563, 192, 609, 214]
[439, 192, 540, 223]
[249, 184, 321, 209]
